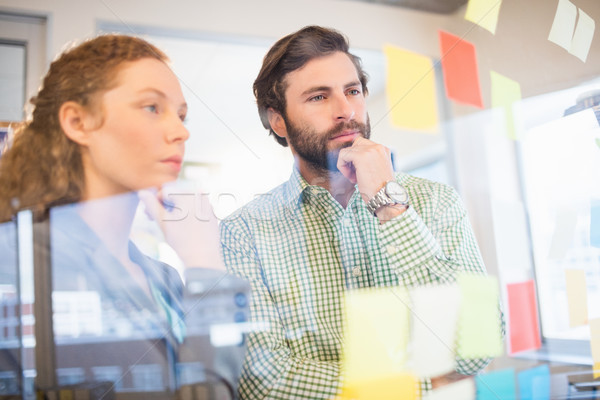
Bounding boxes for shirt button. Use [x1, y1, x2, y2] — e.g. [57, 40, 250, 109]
[352, 267, 362, 277]
[386, 245, 397, 255]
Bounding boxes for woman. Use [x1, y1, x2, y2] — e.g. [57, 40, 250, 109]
[0, 34, 224, 394]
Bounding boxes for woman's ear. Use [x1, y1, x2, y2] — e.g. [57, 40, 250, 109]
[267, 108, 287, 139]
[59, 101, 94, 146]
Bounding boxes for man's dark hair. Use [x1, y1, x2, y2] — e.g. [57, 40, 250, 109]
[253, 25, 369, 147]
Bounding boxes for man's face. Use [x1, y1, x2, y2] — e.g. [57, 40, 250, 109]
[279, 52, 370, 172]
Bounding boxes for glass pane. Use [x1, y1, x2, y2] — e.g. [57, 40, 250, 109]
[1, 192, 249, 398]
[519, 81, 600, 342]
[0, 217, 35, 398]
[0, 43, 26, 121]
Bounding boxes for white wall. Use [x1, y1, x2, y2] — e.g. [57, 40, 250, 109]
[2, 0, 600, 285]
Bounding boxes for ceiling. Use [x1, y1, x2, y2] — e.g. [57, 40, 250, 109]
[349, 0, 468, 14]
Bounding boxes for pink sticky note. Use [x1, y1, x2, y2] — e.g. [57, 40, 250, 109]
[507, 280, 541, 354]
[438, 30, 484, 108]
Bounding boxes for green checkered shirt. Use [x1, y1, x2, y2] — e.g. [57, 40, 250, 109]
[220, 169, 490, 399]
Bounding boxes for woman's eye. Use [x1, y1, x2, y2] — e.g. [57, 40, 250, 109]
[144, 104, 158, 113]
[179, 114, 187, 123]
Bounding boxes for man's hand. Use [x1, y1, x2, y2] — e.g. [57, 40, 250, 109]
[337, 137, 406, 222]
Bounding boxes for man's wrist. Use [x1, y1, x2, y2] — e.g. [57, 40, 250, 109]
[375, 204, 408, 223]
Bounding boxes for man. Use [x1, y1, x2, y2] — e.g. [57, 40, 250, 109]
[220, 25, 490, 399]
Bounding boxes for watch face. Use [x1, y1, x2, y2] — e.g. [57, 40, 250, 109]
[385, 181, 408, 204]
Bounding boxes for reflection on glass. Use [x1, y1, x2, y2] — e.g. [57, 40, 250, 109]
[521, 99, 600, 342]
[0, 194, 251, 398]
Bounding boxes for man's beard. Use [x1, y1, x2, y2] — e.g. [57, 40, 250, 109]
[284, 115, 371, 173]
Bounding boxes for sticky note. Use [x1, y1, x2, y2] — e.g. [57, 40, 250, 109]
[507, 280, 541, 354]
[548, 0, 578, 50]
[425, 378, 475, 400]
[590, 318, 600, 379]
[410, 284, 459, 377]
[342, 374, 418, 400]
[548, 207, 578, 260]
[342, 288, 410, 385]
[565, 269, 588, 327]
[464, 0, 502, 34]
[570, 8, 596, 62]
[383, 45, 438, 133]
[518, 365, 550, 400]
[490, 70, 522, 140]
[476, 369, 517, 400]
[456, 274, 503, 359]
[438, 31, 483, 108]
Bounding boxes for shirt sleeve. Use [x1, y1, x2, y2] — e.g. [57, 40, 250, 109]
[377, 182, 495, 377]
[220, 218, 342, 400]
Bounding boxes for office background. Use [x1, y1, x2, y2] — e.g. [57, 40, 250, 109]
[1, 0, 600, 398]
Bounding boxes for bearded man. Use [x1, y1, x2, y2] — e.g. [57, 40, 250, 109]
[220, 25, 492, 400]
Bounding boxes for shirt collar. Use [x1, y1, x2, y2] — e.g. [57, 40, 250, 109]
[283, 167, 367, 214]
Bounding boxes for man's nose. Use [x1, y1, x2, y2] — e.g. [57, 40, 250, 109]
[333, 94, 355, 121]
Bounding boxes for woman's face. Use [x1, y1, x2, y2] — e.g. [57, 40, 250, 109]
[81, 58, 189, 200]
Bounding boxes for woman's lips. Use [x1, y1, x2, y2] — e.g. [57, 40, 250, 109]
[161, 155, 183, 171]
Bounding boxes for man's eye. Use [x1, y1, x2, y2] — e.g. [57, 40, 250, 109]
[310, 95, 325, 102]
[348, 89, 360, 95]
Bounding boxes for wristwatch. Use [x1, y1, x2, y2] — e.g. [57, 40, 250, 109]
[366, 180, 409, 216]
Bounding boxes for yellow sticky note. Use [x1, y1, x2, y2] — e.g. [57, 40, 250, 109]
[565, 269, 588, 327]
[342, 288, 410, 385]
[342, 374, 418, 400]
[465, 0, 502, 34]
[590, 319, 600, 379]
[456, 274, 503, 359]
[490, 70, 522, 140]
[383, 45, 438, 133]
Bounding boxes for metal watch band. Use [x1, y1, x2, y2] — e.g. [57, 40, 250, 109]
[366, 186, 395, 216]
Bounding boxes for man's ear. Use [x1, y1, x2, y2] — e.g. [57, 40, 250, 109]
[58, 101, 95, 146]
[267, 108, 287, 139]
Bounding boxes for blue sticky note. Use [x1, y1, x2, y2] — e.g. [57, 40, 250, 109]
[476, 369, 516, 400]
[591, 200, 600, 248]
[518, 365, 550, 400]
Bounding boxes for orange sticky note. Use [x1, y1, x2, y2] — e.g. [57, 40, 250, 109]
[383, 45, 438, 133]
[589, 318, 600, 379]
[439, 31, 483, 108]
[507, 280, 541, 354]
[565, 269, 588, 327]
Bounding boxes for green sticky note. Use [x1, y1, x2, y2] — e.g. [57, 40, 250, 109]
[456, 274, 503, 359]
[491, 70, 522, 140]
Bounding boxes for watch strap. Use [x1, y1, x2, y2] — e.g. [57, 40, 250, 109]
[366, 185, 395, 216]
